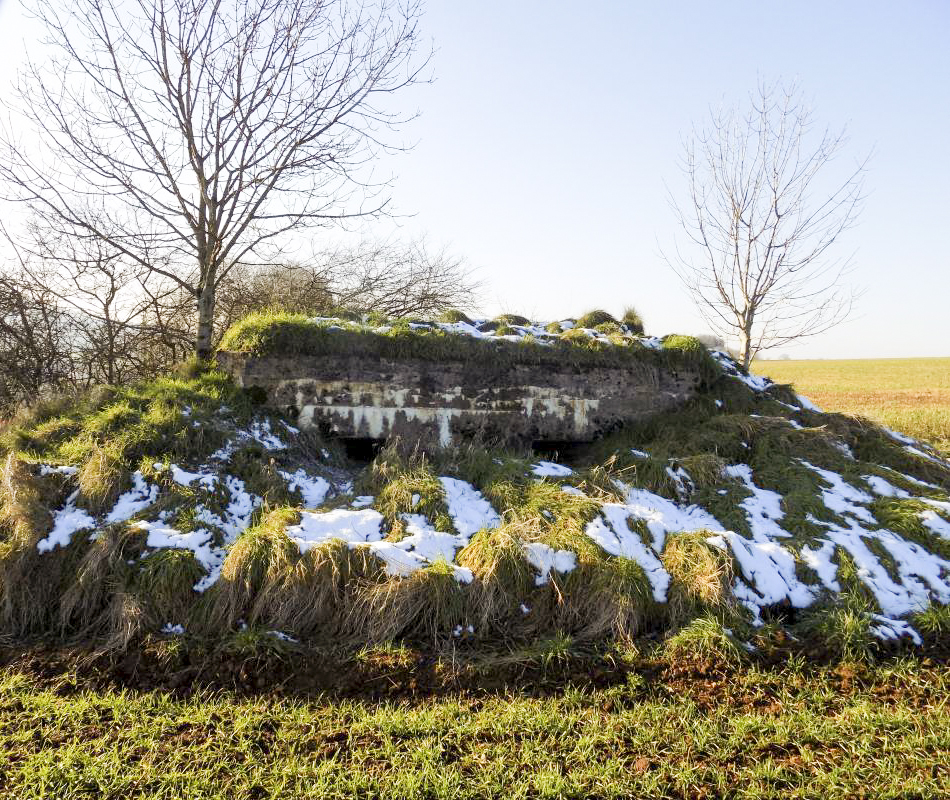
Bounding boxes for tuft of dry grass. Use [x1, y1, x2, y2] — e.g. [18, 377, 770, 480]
[206, 510, 301, 629]
[456, 527, 534, 625]
[348, 561, 471, 644]
[77, 448, 129, 515]
[253, 539, 386, 639]
[58, 526, 144, 641]
[662, 531, 739, 624]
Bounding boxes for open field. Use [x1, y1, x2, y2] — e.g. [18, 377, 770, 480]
[754, 357, 950, 454]
[0, 652, 948, 799]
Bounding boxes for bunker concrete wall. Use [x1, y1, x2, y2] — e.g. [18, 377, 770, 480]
[217, 352, 701, 446]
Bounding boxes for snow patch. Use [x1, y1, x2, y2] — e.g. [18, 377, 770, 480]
[105, 472, 159, 524]
[724, 465, 790, 540]
[796, 394, 822, 412]
[863, 475, 910, 499]
[280, 469, 331, 508]
[584, 504, 671, 601]
[531, 461, 573, 477]
[287, 508, 385, 550]
[439, 477, 501, 536]
[799, 460, 875, 525]
[37, 491, 96, 553]
[522, 542, 577, 585]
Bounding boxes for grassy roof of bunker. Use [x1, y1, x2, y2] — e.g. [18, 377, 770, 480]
[217, 311, 721, 380]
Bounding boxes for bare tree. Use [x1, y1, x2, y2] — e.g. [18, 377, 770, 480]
[324, 238, 480, 317]
[667, 80, 867, 368]
[0, 271, 77, 412]
[0, 0, 429, 358]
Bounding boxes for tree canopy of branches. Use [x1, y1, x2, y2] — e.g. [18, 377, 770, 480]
[0, 274, 74, 412]
[667, 80, 867, 367]
[0, 0, 429, 358]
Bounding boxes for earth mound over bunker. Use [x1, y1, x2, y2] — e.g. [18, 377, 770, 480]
[216, 314, 714, 446]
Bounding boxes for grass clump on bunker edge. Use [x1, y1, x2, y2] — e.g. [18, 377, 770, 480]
[0, 316, 949, 670]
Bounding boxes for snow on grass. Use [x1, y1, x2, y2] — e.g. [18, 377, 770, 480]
[795, 393, 822, 412]
[209, 416, 293, 462]
[710, 350, 771, 391]
[248, 419, 286, 451]
[620, 487, 724, 551]
[884, 427, 917, 446]
[715, 532, 816, 616]
[439, 477, 501, 536]
[904, 444, 950, 468]
[193, 476, 260, 540]
[310, 313, 666, 350]
[521, 542, 577, 586]
[585, 503, 671, 602]
[561, 485, 586, 497]
[723, 465, 790, 540]
[920, 509, 950, 539]
[372, 514, 473, 582]
[863, 475, 910, 499]
[161, 464, 217, 489]
[36, 491, 96, 553]
[279, 469, 331, 508]
[161, 623, 185, 635]
[136, 520, 219, 585]
[268, 630, 299, 643]
[799, 460, 876, 525]
[134, 477, 261, 592]
[893, 470, 941, 490]
[39, 464, 78, 477]
[799, 540, 841, 592]
[286, 509, 385, 551]
[819, 519, 950, 617]
[531, 461, 573, 478]
[105, 472, 158, 524]
[870, 614, 922, 645]
[832, 441, 855, 460]
[665, 465, 694, 501]
[285, 508, 473, 582]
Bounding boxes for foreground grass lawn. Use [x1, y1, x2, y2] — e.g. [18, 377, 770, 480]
[1, 658, 948, 799]
[754, 357, 950, 453]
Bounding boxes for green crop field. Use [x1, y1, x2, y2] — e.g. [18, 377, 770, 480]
[754, 357, 950, 455]
[1, 654, 948, 799]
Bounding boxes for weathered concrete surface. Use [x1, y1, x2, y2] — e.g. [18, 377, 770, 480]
[217, 352, 701, 446]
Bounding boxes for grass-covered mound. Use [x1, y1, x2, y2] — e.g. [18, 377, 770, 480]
[1, 335, 949, 664]
[217, 310, 720, 381]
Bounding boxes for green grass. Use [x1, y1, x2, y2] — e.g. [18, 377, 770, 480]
[216, 311, 721, 382]
[0, 657, 947, 798]
[754, 357, 950, 454]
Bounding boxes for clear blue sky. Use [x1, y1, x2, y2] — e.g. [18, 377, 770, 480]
[1, 0, 947, 357]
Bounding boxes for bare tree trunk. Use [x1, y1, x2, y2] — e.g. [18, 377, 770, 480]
[195, 284, 215, 361]
[738, 326, 753, 371]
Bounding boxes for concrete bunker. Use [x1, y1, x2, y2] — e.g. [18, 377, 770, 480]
[217, 350, 704, 449]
